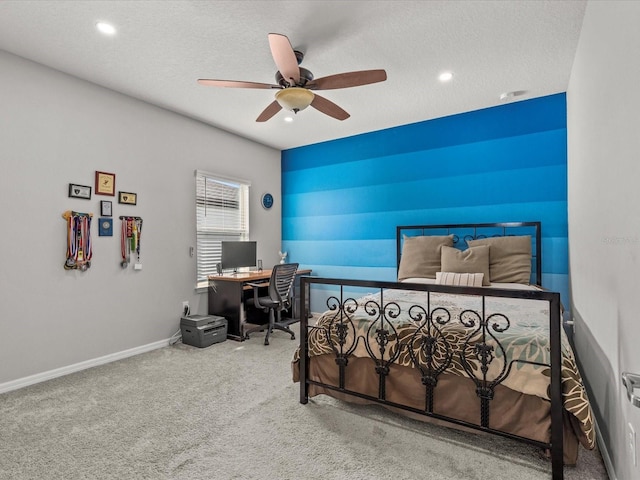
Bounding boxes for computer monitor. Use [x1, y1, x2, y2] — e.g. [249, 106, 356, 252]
[221, 241, 257, 273]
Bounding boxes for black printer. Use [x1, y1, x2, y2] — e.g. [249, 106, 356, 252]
[180, 315, 227, 348]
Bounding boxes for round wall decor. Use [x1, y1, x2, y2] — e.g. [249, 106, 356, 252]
[261, 192, 274, 210]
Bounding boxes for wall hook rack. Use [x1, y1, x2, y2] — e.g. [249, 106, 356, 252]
[62, 210, 93, 220]
[62, 210, 93, 271]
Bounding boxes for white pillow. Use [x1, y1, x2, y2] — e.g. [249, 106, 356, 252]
[435, 271, 484, 287]
[489, 282, 538, 291]
[399, 277, 437, 284]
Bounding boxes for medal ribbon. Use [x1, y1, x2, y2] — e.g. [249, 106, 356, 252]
[121, 218, 128, 263]
[67, 215, 76, 260]
[135, 218, 143, 261]
[82, 216, 92, 261]
[131, 221, 137, 251]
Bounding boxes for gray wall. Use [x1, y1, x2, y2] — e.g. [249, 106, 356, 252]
[567, 1, 640, 478]
[0, 50, 281, 389]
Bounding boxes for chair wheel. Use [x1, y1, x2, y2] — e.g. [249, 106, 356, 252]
[290, 334, 295, 340]
[264, 339, 269, 346]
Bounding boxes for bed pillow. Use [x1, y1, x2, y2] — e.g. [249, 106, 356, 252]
[399, 277, 437, 284]
[467, 235, 532, 284]
[440, 245, 491, 285]
[435, 272, 484, 287]
[397, 235, 454, 281]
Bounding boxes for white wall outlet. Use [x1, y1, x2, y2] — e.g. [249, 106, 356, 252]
[182, 301, 189, 314]
[628, 422, 637, 466]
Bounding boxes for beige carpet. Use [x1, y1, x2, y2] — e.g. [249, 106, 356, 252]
[0, 326, 608, 480]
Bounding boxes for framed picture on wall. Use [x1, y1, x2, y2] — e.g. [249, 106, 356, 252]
[68, 183, 92, 200]
[100, 200, 112, 216]
[118, 191, 137, 205]
[98, 217, 113, 236]
[95, 171, 116, 196]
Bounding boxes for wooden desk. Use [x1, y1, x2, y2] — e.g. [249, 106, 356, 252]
[207, 269, 312, 341]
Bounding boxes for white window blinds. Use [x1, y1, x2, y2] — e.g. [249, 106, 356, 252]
[196, 171, 250, 285]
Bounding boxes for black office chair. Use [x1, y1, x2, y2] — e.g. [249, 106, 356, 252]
[244, 263, 299, 345]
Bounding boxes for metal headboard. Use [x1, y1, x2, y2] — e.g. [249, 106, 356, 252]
[396, 221, 542, 286]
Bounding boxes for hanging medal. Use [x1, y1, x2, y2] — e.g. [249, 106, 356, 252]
[119, 216, 143, 269]
[76, 214, 91, 271]
[79, 215, 92, 271]
[64, 213, 76, 269]
[120, 217, 129, 268]
[134, 218, 143, 270]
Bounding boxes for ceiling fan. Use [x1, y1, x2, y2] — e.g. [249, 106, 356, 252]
[197, 33, 387, 122]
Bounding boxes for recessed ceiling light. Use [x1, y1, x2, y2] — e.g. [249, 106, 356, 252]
[96, 22, 116, 36]
[284, 116, 294, 123]
[438, 72, 453, 82]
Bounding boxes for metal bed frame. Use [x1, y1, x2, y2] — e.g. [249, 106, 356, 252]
[298, 222, 565, 479]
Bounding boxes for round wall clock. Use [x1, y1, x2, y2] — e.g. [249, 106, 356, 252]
[261, 193, 274, 210]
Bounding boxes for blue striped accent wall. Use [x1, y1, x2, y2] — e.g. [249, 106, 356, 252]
[282, 93, 569, 305]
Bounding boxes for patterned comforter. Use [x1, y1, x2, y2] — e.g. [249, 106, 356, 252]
[296, 286, 595, 449]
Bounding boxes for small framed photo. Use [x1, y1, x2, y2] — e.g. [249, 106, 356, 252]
[68, 183, 92, 200]
[118, 191, 137, 205]
[100, 200, 112, 217]
[98, 217, 113, 236]
[95, 171, 116, 196]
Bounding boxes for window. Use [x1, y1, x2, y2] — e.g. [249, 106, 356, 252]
[196, 170, 250, 287]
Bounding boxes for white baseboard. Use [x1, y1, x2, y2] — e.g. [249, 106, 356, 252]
[0, 338, 171, 394]
[593, 416, 617, 480]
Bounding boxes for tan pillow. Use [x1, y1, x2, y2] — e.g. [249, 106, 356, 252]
[435, 272, 484, 287]
[467, 236, 532, 284]
[440, 245, 491, 285]
[397, 235, 454, 281]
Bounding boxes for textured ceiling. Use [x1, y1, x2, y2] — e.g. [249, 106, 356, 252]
[0, 0, 586, 151]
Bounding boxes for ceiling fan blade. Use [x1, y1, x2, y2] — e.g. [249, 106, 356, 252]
[197, 79, 279, 89]
[310, 94, 350, 121]
[308, 69, 387, 90]
[268, 33, 300, 86]
[256, 100, 283, 122]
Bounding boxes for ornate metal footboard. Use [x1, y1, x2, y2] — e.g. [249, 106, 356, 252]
[298, 278, 564, 480]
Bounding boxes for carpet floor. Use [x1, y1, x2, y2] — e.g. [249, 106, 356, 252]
[0, 326, 608, 480]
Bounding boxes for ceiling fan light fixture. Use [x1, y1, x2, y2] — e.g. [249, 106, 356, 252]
[275, 87, 315, 113]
